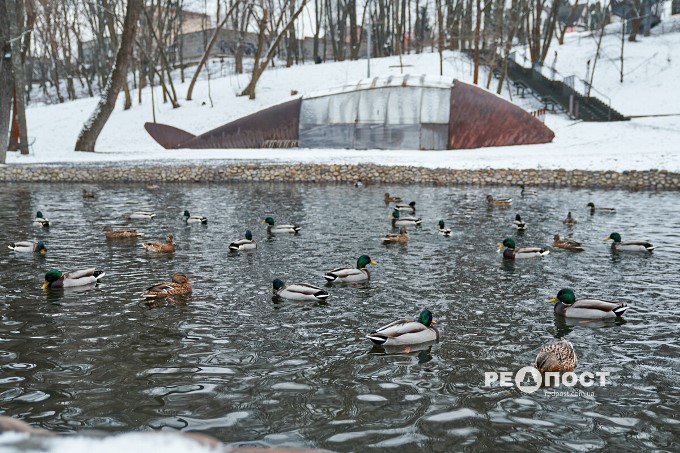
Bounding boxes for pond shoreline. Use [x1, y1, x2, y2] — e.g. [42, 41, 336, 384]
[0, 162, 677, 190]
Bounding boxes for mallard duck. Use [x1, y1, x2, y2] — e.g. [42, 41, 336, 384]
[519, 184, 537, 197]
[605, 232, 655, 252]
[33, 211, 49, 228]
[513, 214, 527, 231]
[43, 268, 105, 288]
[142, 233, 175, 253]
[142, 272, 192, 299]
[498, 238, 549, 259]
[261, 217, 301, 234]
[229, 230, 257, 251]
[438, 220, 452, 237]
[82, 189, 96, 199]
[384, 192, 402, 203]
[8, 241, 46, 254]
[535, 339, 577, 373]
[549, 288, 629, 318]
[563, 211, 577, 225]
[395, 201, 417, 214]
[272, 279, 329, 301]
[383, 226, 408, 243]
[587, 202, 615, 213]
[486, 195, 512, 206]
[367, 309, 439, 346]
[553, 234, 584, 251]
[391, 210, 422, 227]
[324, 255, 377, 283]
[183, 210, 207, 224]
[354, 181, 364, 188]
[126, 211, 155, 220]
[103, 225, 143, 239]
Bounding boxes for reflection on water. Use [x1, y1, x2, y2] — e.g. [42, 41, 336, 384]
[0, 182, 679, 451]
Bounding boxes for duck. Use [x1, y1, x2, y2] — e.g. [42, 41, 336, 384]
[383, 226, 409, 243]
[563, 212, 577, 225]
[605, 232, 655, 252]
[549, 288, 629, 318]
[519, 184, 538, 197]
[498, 238, 549, 259]
[553, 234, 584, 251]
[142, 233, 175, 253]
[486, 195, 512, 206]
[391, 209, 422, 227]
[587, 202, 615, 213]
[535, 339, 577, 373]
[33, 211, 50, 228]
[229, 230, 257, 251]
[272, 279, 329, 302]
[82, 189, 96, 199]
[8, 241, 46, 254]
[126, 211, 155, 220]
[438, 220, 452, 237]
[395, 201, 417, 214]
[384, 192, 402, 203]
[183, 210, 207, 224]
[43, 268, 105, 289]
[261, 217, 301, 234]
[142, 272, 192, 300]
[324, 255, 377, 283]
[103, 225, 144, 239]
[513, 214, 527, 231]
[366, 309, 439, 346]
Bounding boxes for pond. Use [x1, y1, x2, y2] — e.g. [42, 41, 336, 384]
[0, 182, 678, 451]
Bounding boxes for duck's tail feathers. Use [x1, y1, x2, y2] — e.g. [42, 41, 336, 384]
[315, 291, 330, 300]
[539, 249, 550, 256]
[8, 243, 15, 250]
[613, 304, 629, 317]
[93, 271, 106, 281]
[228, 243, 239, 251]
[323, 273, 337, 282]
[366, 334, 387, 345]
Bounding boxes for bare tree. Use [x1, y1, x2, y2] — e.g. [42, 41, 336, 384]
[0, 0, 14, 162]
[75, 0, 142, 151]
[6, 0, 29, 154]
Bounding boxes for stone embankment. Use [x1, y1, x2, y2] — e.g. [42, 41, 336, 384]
[0, 163, 677, 190]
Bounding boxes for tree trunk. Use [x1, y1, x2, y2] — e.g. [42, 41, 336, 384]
[0, 0, 14, 162]
[473, 0, 481, 83]
[6, 0, 29, 154]
[75, 0, 142, 152]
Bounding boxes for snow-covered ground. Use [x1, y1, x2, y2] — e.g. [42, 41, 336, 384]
[5, 17, 680, 172]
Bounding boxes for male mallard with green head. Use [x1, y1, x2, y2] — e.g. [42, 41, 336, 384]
[587, 202, 615, 213]
[33, 211, 49, 228]
[535, 339, 577, 373]
[395, 201, 417, 214]
[142, 233, 175, 253]
[498, 238, 549, 259]
[553, 234, 584, 251]
[519, 184, 537, 197]
[324, 255, 377, 283]
[391, 209, 422, 227]
[367, 309, 439, 346]
[9, 241, 46, 254]
[142, 272, 193, 300]
[486, 195, 512, 206]
[183, 210, 208, 224]
[605, 232, 655, 252]
[513, 214, 527, 231]
[549, 288, 629, 318]
[262, 217, 301, 234]
[229, 230, 257, 251]
[438, 220, 452, 237]
[272, 279, 329, 301]
[43, 268, 105, 288]
[103, 225, 144, 239]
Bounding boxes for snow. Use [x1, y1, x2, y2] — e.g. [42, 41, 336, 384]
[5, 16, 680, 172]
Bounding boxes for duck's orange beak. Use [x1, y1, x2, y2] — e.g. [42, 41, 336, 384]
[548, 297, 558, 303]
[42, 281, 49, 289]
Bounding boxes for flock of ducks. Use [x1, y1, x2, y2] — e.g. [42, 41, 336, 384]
[9, 185, 658, 374]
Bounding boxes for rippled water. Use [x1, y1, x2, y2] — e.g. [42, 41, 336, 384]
[0, 182, 679, 451]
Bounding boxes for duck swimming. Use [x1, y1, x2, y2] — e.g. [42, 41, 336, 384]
[262, 217, 301, 234]
[535, 339, 577, 373]
[383, 226, 408, 243]
[486, 195, 512, 206]
[103, 225, 144, 239]
[324, 255, 377, 283]
[142, 233, 175, 253]
[498, 238, 549, 259]
[587, 202, 615, 213]
[183, 210, 208, 224]
[605, 232, 655, 252]
[142, 272, 193, 300]
[519, 184, 538, 197]
[272, 279, 329, 302]
[395, 201, 417, 214]
[513, 214, 527, 231]
[384, 192, 402, 203]
[126, 211, 156, 220]
[391, 210, 422, 227]
[367, 309, 439, 346]
[553, 234, 584, 251]
[8, 241, 46, 254]
[229, 230, 257, 251]
[43, 268, 105, 288]
[549, 288, 629, 318]
[563, 212, 577, 225]
[33, 211, 49, 228]
[438, 220, 452, 237]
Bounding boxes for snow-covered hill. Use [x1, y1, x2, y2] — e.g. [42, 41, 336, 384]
[6, 16, 680, 171]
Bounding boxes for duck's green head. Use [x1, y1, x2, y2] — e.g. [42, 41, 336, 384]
[587, 202, 595, 208]
[36, 211, 44, 218]
[245, 230, 253, 241]
[515, 214, 522, 222]
[43, 269, 63, 288]
[438, 220, 445, 229]
[183, 210, 191, 218]
[262, 217, 275, 226]
[272, 278, 285, 291]
[392, 210, 400, 219]
[605, 232, 622, 242]
[36, 241, 46, 255]
[498, 238, 516, 249]
[549, 288, 576, 305]
[417, 309, 435, 327]
[357, 255, 377, 269]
